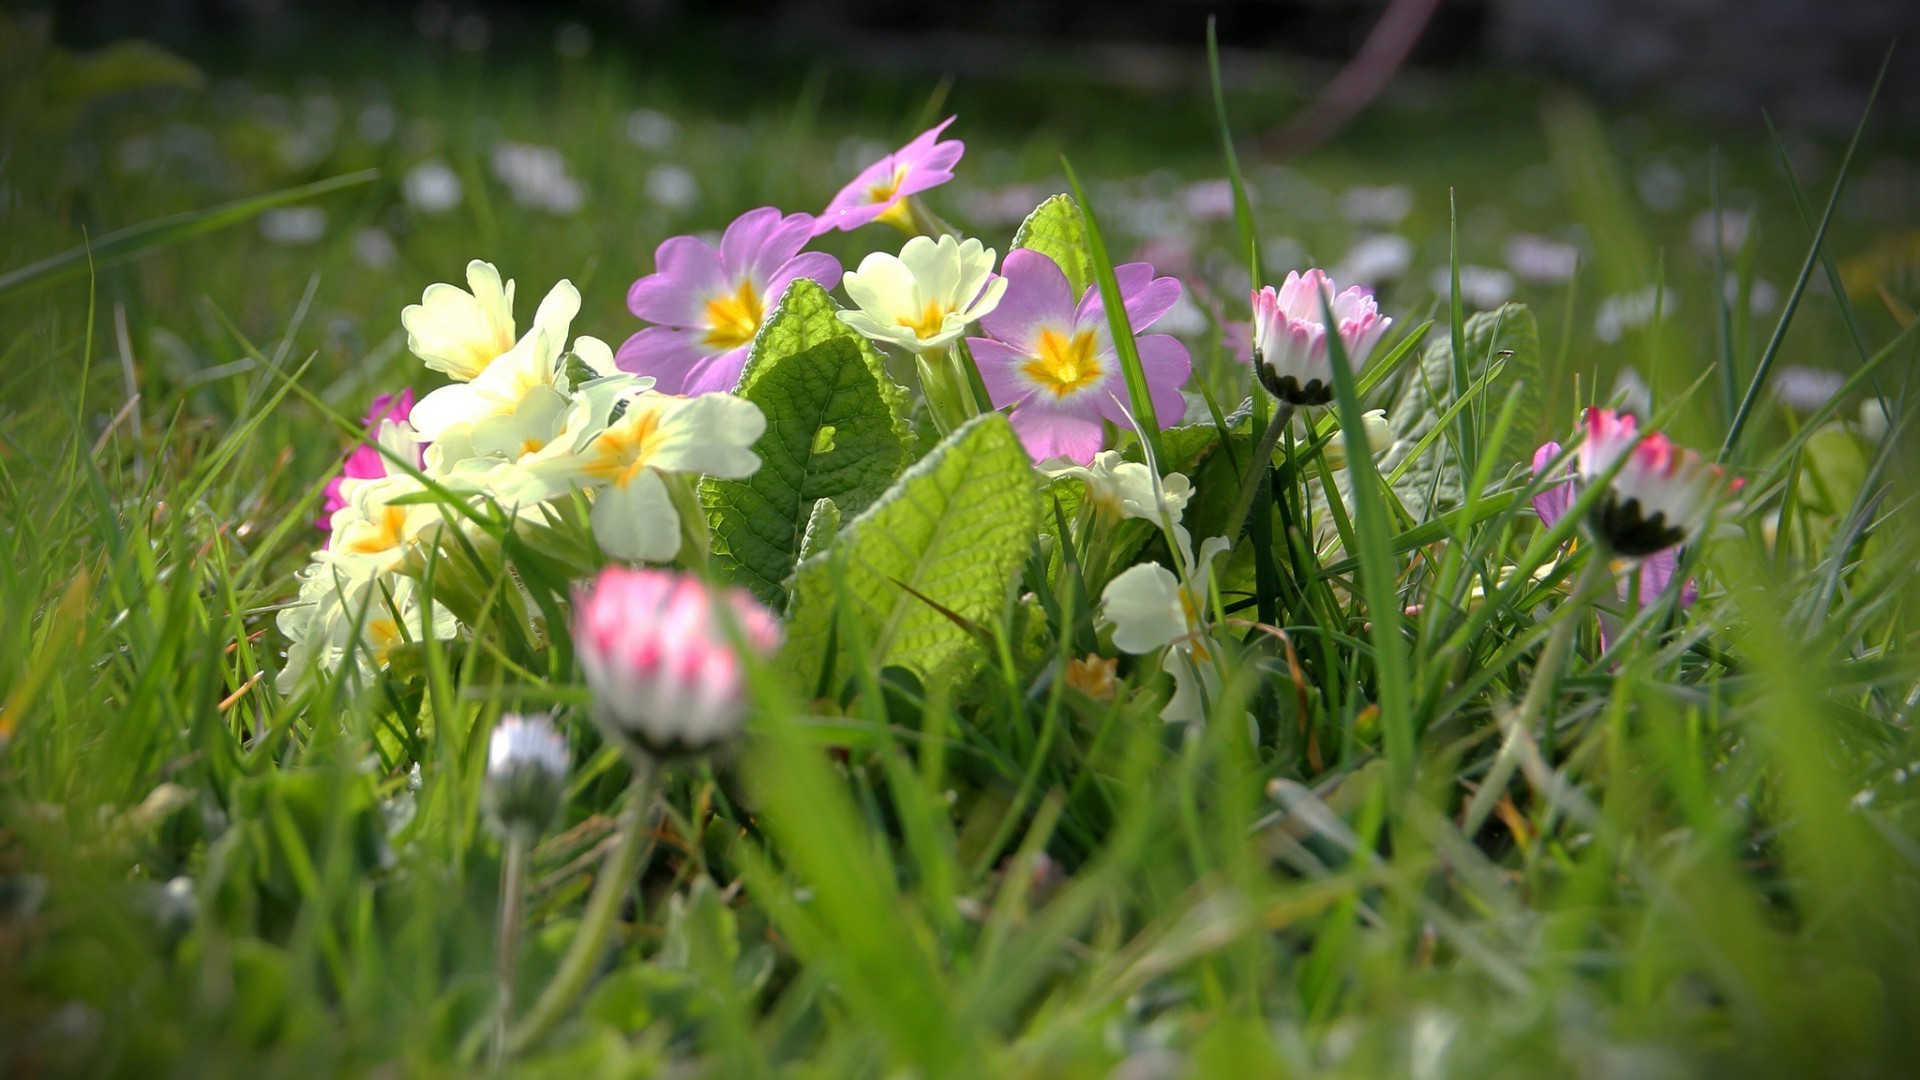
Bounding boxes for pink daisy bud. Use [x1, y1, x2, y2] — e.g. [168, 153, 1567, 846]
[1576, 408, 1742, 558]
[814, 117, 964, 235]
[573, 567, 782, 759]
[1249, 270, 1391, 406]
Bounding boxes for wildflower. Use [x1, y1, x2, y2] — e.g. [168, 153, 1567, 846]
[403, 160, 464, 214]
[512, 387, 765, 563]
[483, 714, 569, 842]
[319, 389, 423, 531]
[1044, 450, 1192, 525]
[403, 260, 517, 381]
[1504, 234, 1579, 284]
[490, 142, 584, 215]
[1574, 408, 1740, 558]
[322, 473, 460, 574]
[275, 563, 459, 694]
[1593, 286, 1673, 344]
[1064, 655, 1118, 702]
[1250, 269, 1392, 406]
[258, 206, 327, 245]
[573, 567, 782, 757]
[1100, 534, 1231, 724]
[411, 279, 617, 441]
[1332, 234, 1413, 288]
[616, 207, 841, 395]
[814, 117, 963, 235]
[968, 249, 1190, 464]
[1340, 184, 1414, 226]
[1428, 265, 1515, 310]
[838, 235, 1006, 355]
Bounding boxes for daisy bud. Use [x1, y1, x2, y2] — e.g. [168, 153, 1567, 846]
[483, 714, 569, 842]
[1577, 408, 1741, 558]
[1250, 270, 1391, 406]
[573, 567, 782, 759]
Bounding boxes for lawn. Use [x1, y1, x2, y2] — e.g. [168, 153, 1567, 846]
[4, 8, 1919, 1077]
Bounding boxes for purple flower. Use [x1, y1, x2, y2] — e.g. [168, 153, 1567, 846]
[616, 207, 842, 395]
[967, 249, 1190, 464]
[814, 118, 964, 235]
[319, 389, 422, 533]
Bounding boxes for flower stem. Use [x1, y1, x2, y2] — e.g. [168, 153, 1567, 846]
[506, 760, 656, 1054]
[1223, 401, 1296, 542]
[490, 830, 529, 1070]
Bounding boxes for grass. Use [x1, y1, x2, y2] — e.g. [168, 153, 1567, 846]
[5, 10, 1920, 1077]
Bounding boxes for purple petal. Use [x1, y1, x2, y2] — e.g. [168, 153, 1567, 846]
[1010, 404, 1106, 464]
[968, 336, 1040, 411]
[615, 326, 716, 395]
[1531, 441, 1574, 528]
[722, 206, 817, 285]
[977, 249, 1076, 352]
[1097, 333, 1190, 429]
[764, 251, 844, 305]
[680, 346, 752, 394]
[629, 235, 727, 326]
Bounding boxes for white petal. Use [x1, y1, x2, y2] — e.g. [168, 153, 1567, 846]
[592, 467, 681, 562]
[1102, 563, 1186, 653]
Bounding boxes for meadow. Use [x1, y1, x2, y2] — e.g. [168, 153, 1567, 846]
[4, 11, 1920, 1077]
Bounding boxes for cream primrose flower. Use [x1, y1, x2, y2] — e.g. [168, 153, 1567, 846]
[321, 472, 468, 577]
[410, 279, 615, 443]
[276, 562, 458, 694]
[1100, 534, 1231, 724]
[402, 259, 517, 381]
[1044, 450, 1193, 525]
[837, 235, 1007, 354]
[504, 384, 767, 563]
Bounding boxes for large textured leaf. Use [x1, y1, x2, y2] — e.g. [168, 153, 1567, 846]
[1379, 303, 1542, 515]
[781, 413, 1041, 692]
[701, 280, 914, 607]
[1011, 194, 1095, 296]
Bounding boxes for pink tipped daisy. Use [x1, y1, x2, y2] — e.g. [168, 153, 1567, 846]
[319, 389, 423, 532]
[814, 117, 964, 235]
[966, 249, 1191, 464]
[616, 207, 842, 395]
[1250, 269, 1392, 406]
[1574, 409, 1742, 558]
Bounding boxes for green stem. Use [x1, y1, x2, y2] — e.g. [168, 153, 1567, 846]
[1223, 401, 1297, 543]
[507, 761, 656, 1053]
[491, 830, 529, 1071]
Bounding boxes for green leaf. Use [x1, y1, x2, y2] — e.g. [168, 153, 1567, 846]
[796, 498, 841, 563]
[782, 413, 1041, 692]
[1380, 303, 1541, 515]
[702, 279, 915, 608]
[1011, 194, 1095, 296]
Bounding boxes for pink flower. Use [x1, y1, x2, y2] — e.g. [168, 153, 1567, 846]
[616, 207, 842, 395]
[1250, 269, 1392, 406]
[967, 249, 1191, 464]
[573, 567, 782, 758]
[319, 389, 422, 532]
[813, 117, 964, 235]
[1576, 409, 1740, 558]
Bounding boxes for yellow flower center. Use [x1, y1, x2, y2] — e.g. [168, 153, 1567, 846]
[702, 279, 763, 350]
[865, 167, 907, 206]
[343, 505, 409, 557]
[1022, 327, 1104, 397]
[1178, 586, 1210, 662]
[896, 299, 949, 341]
[368, 616, 401, 667]
[584, 405, 667, 490]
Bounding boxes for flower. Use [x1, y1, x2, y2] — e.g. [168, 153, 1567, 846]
[511, 387, 766, 563]
[1044, 450, 1191, 525]
[616, 207, 841, 395]
[1100, 534, 1231, 724]
[1250, 269, 1392, 406]
[1064, 655, 1118, 702]
[814, 117, 963, 235]
[275, 562, 459, 694]
[1575, 408, 1740, 558]
[837, 235, 1007, 354]
[320, 389, 423, 532]
[483, 714, 569, 841]
[968, 249, 1190, 464]
[573, 567, 782, 757]
[402, 260, 517, 381]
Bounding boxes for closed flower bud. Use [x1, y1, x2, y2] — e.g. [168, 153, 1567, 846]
[573, 567, 782, 759]
[1576, 408, 1742, 558]
[1250, 270, 1391, 406]
[483, 714, 569, 842]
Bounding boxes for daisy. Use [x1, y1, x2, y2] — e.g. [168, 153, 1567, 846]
[1249, 269, 1392, 406]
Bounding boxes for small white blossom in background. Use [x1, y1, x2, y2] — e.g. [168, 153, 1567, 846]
[356, 102, 396, 144]
[1594, 286, 1676, 344]
[1428, 265, 1515, 310]
[491, 142, 585, 215]
[1340, 184, 1414, 226]
[1333, 234, 1413, 288]
[1723, 273, 1780, 315]
[1504, 233, 1580, 284]
[644, 163, 699, 211]
[1181, 179, 1237, 221]
[625, 108, 680, 152]
[258, 206, 327, 245]
[404, 160, 464, 214]
[353, 227, 399, 270]
[1690, 207, 1752, 257]
[1636, 158, 1686, 212]
[1773, 365, 1846, 412]
[837, 235, 1006, 355]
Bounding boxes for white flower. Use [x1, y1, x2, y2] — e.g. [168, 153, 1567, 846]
[1320, 409, 1392, 472]
[402, 260, 517, 381]
[409, 279, 619, 440]
[837, 235, 1007, 355]
[276, 563, 458, 694]
[322, 473, 463, 575]
[1045, 450, 1192, 526]
[490, 142, 585, 216]
[1099, 535, 1230, 724]
[403, 160, 464, 214]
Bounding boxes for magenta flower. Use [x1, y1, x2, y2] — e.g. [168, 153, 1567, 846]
[813, 117, 964, 235]
[616, 207, 842, 395]
[967, 249, 1190, 464]
[318, 389, 422, 532]
[574, 567, 783, 758]
[1250, 269, 1392, 406]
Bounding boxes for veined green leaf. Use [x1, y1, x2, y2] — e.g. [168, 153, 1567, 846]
[702, 279, 914, 608]
[782, 413, 1041, 692]
[1011, 194, 1095, 297]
